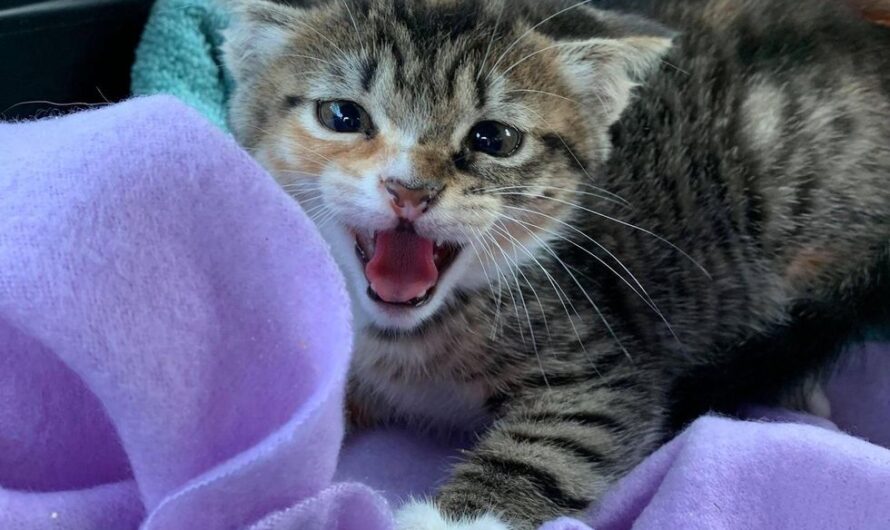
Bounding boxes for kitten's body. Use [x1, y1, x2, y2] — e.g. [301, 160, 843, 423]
[223, 0, 890, 528]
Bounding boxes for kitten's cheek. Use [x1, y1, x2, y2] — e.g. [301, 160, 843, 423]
[394, 500, 512, 530]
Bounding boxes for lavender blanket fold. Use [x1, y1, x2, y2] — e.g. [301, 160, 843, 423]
[1, 97, 888, 530]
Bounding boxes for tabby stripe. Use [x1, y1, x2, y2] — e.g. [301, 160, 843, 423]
[523, 411, 626, 434]
[467, 454, 590, 511]
[390, 41, 406, 87]
[475, 73, 487, 109]
[444, 56, 464, 99]
[743, 181, 766, 239]
[791, 172, 818, 222]
[282, 95, 303, 110]
[596, 271, 646, 342]
[504, 430, 607, 466]
[361, 57, 379, 92]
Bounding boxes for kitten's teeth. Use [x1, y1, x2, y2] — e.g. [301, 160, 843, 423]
[436, 239, 444, 248]
[353, 229, 377, 261]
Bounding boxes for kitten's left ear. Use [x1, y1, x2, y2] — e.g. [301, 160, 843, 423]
[556, 35, 673, 122]
[534, 6, 677, 123]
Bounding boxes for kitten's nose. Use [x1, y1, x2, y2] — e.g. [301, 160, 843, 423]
[384, 178, 443, 220]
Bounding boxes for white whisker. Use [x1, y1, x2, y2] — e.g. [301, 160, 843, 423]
[660, 58, 689, 76]
[500, 208, 682, 345]
[492, 229, 552, 340]
[340, 0, 368, 57]
[485, 0, 594, 82]
[480, 230, 538, 356]
[484, 225, 554, 340]
[505, 88, 582, 106]
[516, 104, 620, 196]
[284, 146, 334, 164]
[477, 0, 506, 84]
[474, 228, 526, 344]
[503, 207, 654, 306]
[281, 53, 338, 67]
[480, 184, 630, 208]
[498, 192, 711, 278]
[2, 99, 109, 115]
[499, 42, 582, 78]
[293, 19, 350, 64]
[465, 230, 509, 340]
[514, 221, 631, 360]
[490, 220, 588, 356]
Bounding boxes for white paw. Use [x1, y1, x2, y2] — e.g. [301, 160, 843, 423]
[781, 377, 833, 419]
[804, 382, 832, 419]
[395, 500, 512, 530]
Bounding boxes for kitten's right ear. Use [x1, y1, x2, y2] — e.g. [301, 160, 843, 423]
[221, 0, 307, 83]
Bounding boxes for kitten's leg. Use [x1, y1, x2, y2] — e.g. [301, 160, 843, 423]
[396, 377, 667, 530]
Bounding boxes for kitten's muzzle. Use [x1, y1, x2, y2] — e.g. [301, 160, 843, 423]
[384, 178, 444, 222]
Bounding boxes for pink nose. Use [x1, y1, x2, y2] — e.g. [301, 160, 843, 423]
[384, 178, 443, 220]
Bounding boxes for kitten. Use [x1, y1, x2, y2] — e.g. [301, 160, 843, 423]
[222, 0, 890, 528]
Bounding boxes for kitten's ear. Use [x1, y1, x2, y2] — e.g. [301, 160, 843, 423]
[221, 0, 308, 83]
[556, 35, 673, 122]
[536, 6, 677, 122]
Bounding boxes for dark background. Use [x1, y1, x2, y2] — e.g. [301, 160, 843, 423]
[0, 0, 153, 120]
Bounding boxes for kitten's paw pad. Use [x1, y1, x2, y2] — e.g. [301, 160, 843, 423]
[395, 500, 511, 530]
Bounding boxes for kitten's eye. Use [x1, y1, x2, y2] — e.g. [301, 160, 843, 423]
[468, 121, 522, 157]
[317, 100, 373, 134]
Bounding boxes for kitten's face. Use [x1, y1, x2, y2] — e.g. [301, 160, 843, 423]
[224, 0, 671, 332]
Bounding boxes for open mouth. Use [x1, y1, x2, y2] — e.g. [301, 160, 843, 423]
[353, 223, 462, 308]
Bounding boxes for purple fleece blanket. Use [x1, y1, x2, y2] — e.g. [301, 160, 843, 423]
[1, 97, 888, 530]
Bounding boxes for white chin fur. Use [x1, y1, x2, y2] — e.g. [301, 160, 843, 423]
[395, 500, 511, 530]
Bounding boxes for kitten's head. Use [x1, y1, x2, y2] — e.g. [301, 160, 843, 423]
[222, 0, 673, 332]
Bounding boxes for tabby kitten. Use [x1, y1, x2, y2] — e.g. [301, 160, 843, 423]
[222, 0, 890, 528]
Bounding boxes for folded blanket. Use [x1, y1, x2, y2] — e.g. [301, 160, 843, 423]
[0, 96, 351, 529]
[2, 97, 889, 530]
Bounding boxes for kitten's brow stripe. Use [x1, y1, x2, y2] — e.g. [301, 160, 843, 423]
[475, 73, 488, 108]
[466, 455, 591, 511]
[283, 95, 303, 110]
[504, 430, 607, 465]
[444, 56, 465, 99]
[375, 26, 406, 87]
[361, 58, 379, 92]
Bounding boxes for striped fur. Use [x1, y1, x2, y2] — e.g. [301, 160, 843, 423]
[223, 0, 890, 527]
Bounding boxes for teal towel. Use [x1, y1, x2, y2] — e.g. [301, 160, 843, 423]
[131, 0, 232, 131]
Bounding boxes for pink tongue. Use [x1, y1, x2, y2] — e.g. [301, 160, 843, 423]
[365, 229, 438, 303]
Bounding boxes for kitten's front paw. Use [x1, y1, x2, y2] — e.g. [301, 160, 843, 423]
[395, 500, 511, 530]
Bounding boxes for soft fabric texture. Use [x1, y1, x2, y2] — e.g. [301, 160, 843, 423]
[131, 0, 231, 130]
[0, 96, 350, 529]
[1, 97, 889, 530]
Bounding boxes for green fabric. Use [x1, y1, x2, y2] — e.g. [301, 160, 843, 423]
[131, 0, 232, 131]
